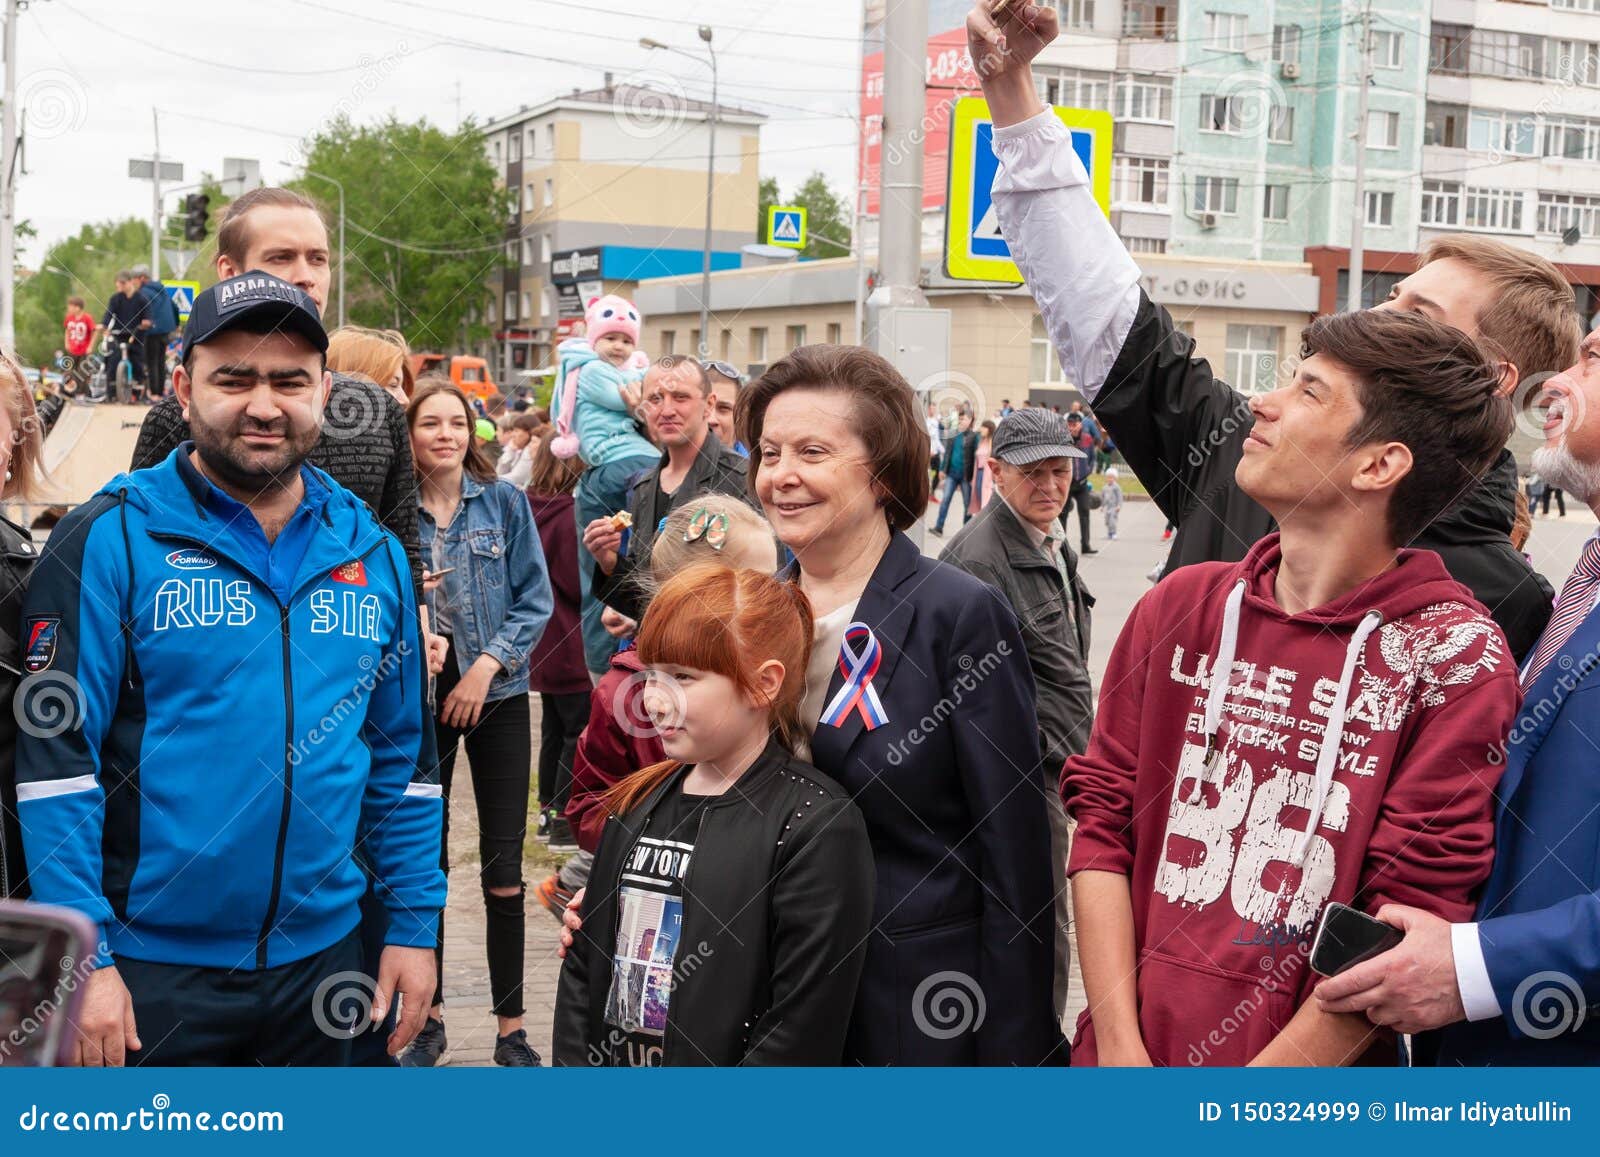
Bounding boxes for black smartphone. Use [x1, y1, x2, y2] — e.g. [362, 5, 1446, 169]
[0, 900, 97, 1067]
[1309, 902, 1404, 977]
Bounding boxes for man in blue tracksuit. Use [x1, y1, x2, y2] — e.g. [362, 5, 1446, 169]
[16, 272, 444, 1066]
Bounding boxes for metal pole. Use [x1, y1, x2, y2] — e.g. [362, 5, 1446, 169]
[151, 109, 162, 275]
[0, 0, 18, 351]
[699, 37, 716, 357]
[866, 0, 928, 345]
[299, 168, 346, 326]
[1346, 0, 1372, 312]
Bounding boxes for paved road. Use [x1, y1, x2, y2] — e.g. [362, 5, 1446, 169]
[437, 494, 1597, 1065]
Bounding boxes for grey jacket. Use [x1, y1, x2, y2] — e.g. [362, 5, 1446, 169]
[939, 499, 1095, 772]
[595, 429, 751, 621]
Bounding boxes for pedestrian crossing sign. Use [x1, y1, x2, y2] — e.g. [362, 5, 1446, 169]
[767, 205, 807, 250]
[943, 96, 1112, 283]
[165, 280, 202, 323]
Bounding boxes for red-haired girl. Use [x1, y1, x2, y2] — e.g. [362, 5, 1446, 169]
[553, 563, 874, 1067]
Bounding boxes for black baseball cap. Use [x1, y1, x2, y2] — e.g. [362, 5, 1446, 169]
[182, 271, 328, 355]
[991, 409, 1085, 465]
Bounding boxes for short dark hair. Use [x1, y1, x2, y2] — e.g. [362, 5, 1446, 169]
[736, 344, 929, 533]
[1300, 309, 1512, 547]
[655, 353, 711, 395]
[67, 296, 84, 308]
[217, 187, 328, 268]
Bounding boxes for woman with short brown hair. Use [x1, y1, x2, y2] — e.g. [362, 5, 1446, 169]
[735, 344, 1064, 1066]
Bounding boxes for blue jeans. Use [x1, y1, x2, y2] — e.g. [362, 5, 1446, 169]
[934, 473, 972, 531]
[575, 454, 657, 674]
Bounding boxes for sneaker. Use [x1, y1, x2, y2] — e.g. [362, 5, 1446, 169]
[929, 526, 944, 537]
[1081, 545, 1098, 555]
[535, 808, 553, 842]
[494, 1028, 541, 1067]
[533, 873, 575, 922]
[400, 1017, 447, 1068]
[547, 815, 578, 852]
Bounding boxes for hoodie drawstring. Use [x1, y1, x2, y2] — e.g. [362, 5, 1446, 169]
[1293, 609, 1383, 864]
[1188, 579, 1248, 804]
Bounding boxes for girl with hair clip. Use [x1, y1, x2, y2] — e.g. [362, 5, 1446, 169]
[553, 563, 874, 1067]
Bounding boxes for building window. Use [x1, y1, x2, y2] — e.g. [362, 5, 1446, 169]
[1056, 0, 1095, 29]
[787, 324, 807, 351]
[1192, 175, 1240, 214]
[1555, 0, 1600, 10]
[545, 124, 556, 154]
[1538, 190, 1600, 237]
[1374, 29, 1403, 70]
[1263, 184, 1289, 221]
[1464, 186, 1525, 232]
[1271, 23, 1301, 64]
[749, 327, 768, 362]
[1204, 11, 1248, 52]
[1429, 23, 1470, 75]
[689, 329, 701, 355]
[1548, 39, 1600, 86]
[505, 240, 517, 261]
[1113, 155, 1170, 206]
[1225, 325, 1281, 395]
[1199, 93, 1244, 134]
[1268, 104, 1294, 143]
[543, 179, 554, 207]
[520, 238, 533, 266]
[540, 235, 551, 264]
[508, 133, 521, 162]
[523, 183, 534, 213]
[1030, 315, 1065, 383]
[492, 140, 503, 166]
[1037, 67, 1113, 110]
[1366, 109, 1400, 149]
[1468, 29, 1542, 79]
[1543, 115, 1600, 162]
[1116, 75, 1173, 121]
[720, 329, 733, 358]
[661, 330, 676, 355]
[1424, 102, 1468, 148]
[504, 291, 517, 321]
[1123, 1, 1175, 39]
[487, 296, 498, 324]
[1468, 109, 1537, 155]
[1420, 179, 1461, 226]
[1365, 190, 1394, 227]
[826, 323, 842, 345]
[1124, 236, 1168, 253]
[520, 292, 532, 320]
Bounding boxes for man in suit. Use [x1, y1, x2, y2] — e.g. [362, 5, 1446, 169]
[1316, 324, 1600, 1064]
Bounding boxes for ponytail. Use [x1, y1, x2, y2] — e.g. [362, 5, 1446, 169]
[599, 759, 684, 819]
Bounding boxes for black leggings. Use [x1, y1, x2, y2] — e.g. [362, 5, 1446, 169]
[432, 638, 532, 1019]
[1543, 488, 1566, 516]
[538, 691, 591, 810]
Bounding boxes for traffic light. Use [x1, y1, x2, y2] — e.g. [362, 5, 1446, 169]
[184, 193, 211, 242]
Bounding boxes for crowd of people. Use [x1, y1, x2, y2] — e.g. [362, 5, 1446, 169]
[3, 0, 1600, 1071]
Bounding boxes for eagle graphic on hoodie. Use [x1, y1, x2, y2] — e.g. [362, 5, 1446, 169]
[1063, 534, 1521, 1066]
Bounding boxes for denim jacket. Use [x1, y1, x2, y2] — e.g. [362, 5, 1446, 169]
[419, 474, 552, 701]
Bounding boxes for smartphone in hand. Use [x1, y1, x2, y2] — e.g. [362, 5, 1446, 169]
[1309, 902, 1404, 977]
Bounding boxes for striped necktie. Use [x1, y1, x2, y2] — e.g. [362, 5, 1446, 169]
[1524, 536, 1600, 687]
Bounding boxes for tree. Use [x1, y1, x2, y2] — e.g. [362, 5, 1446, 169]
[293, 115, 512, 350]
[754, 171, 852, 261]
[14, 218, 151, 367]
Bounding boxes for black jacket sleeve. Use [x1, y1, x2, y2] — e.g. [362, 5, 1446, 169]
[742, 797, 875, 1065]
[130, 394, 190, 470]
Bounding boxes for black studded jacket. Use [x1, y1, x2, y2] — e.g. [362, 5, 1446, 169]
[553, 739, 875, 1066]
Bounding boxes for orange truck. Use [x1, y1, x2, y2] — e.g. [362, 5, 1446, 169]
[409, 353, 498, 403]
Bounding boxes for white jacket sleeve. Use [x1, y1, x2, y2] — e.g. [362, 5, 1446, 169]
[991, 110, 1142, 402]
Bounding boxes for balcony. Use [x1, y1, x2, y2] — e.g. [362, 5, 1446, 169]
[1122, 0, 1177, 40]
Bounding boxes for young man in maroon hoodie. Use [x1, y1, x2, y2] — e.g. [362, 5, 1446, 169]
[1061, 308, 1523, 1067]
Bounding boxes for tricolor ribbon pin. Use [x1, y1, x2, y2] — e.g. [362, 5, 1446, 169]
[821, 622, 890, 731]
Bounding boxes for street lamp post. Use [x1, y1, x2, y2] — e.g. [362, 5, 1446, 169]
[642, 27, 716, 358]
[294, 167, 346, 328]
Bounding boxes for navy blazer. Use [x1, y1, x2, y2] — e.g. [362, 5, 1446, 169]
[1425, 597, 1600, 1064]
[797, 531, 1065, 1065]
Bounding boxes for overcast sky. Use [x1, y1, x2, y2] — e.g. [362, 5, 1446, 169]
[15, 0, 869, 261]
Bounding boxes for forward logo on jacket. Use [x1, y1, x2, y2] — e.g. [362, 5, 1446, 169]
[23, 617, 58, 672]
